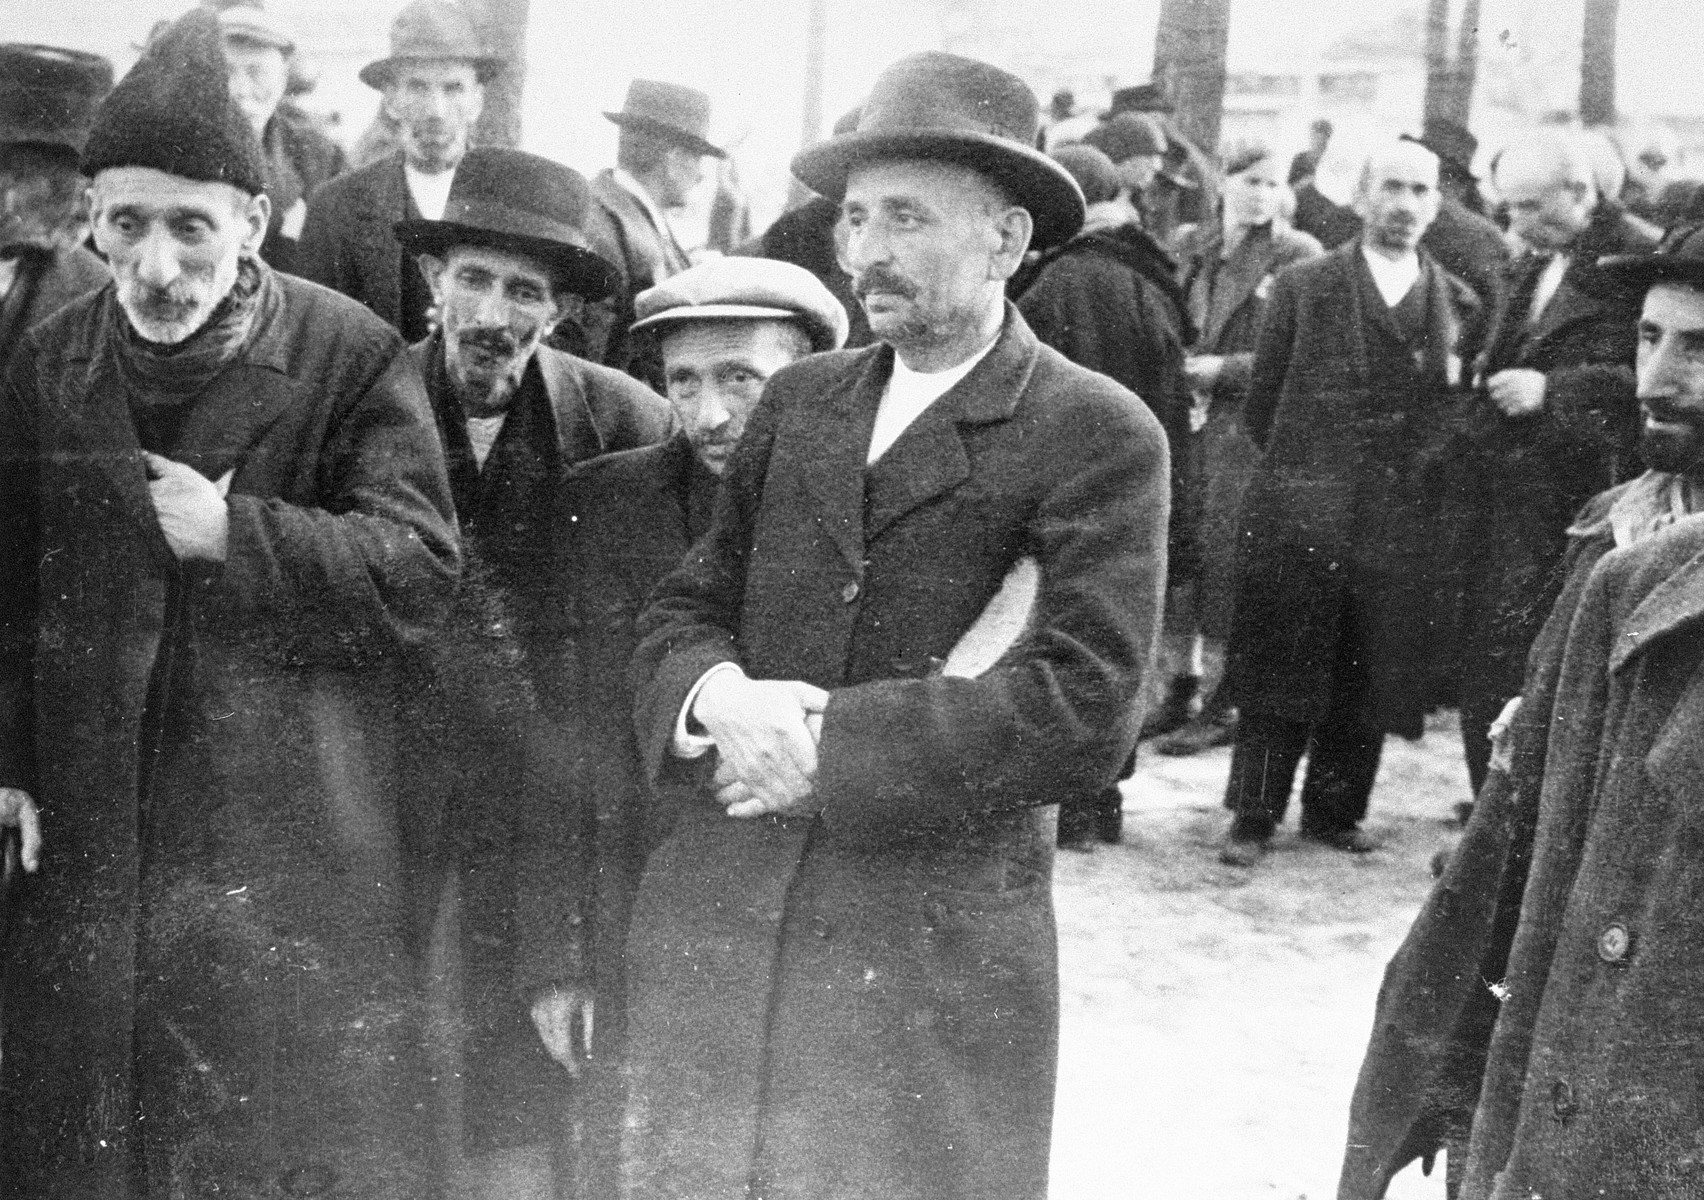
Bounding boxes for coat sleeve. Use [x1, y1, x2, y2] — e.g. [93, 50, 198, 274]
[1243, 263, 1302, 449]
[811, 385, 1169, 845]
[1532, 314, 1640, 487]
[0, 352, 41, 791]
[213, 345, 460, 653]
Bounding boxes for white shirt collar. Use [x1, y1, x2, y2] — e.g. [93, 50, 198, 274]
[404, 162, 456, 222]
[1360, 244, 1422, 309]
[867, 336, 999, 464]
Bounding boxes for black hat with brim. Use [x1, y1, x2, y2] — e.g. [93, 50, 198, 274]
[791, 53, 1085, 250]
[603, 80, 725, 159]
[1598, 222, 1704, 294]
[393, 147, 618, 301]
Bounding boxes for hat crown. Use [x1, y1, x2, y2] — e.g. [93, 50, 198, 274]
[440, 146, 593, 245]
[0, 44, 113, 152]
[610, 79, 716, 147]
[1107, 83, 1173, 115]
[856, 52, 1040, 147]
[389, 0, 486, 63]
[1417, 118, 1477, 173]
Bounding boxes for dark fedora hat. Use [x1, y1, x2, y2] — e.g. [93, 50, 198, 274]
[0, 44, 114, 155]
[1401, 117, 1479, 179]
[360, 0, 502, 90]
[1599, 222, 1704, 294]
[394, 147, 619, 300]
[603, 80, 725, 159]
[1102, 82, 1173, 118]
[790, 52, 1085, 250]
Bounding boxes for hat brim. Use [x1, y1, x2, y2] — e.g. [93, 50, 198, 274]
[791, 128, 1086, 250]
[630, 302, 839, 352]
[1398, 133, 1476, 180]
[602, 111, 725, 159]
[360, 55, 503, 90]
[1596, 252, 1704, 294]
[394, 219, 618, 301]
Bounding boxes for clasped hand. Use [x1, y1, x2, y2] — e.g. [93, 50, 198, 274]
[1486, 368, 1547, 418]
[693, 669, 828, 819]
[143, 452, 233, 562]
[0, 787, 42, 874]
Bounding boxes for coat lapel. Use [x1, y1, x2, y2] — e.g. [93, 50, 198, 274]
[64, 351, 174, 565]
[1200, 227, 1284, 347]
[1610, 533, 1704, 673]
[797, 348, 883, 572]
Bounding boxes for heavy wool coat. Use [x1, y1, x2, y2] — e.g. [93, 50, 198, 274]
[296, 151, 432, 342]
[1222, 243, 1478, 735]
[0, 243, 109, 379]
[1339, 488, 1704, 1199]
[588, 169, 691, 379]
[624, 307, 1170, 1200]
[0, 270, 461, 1199]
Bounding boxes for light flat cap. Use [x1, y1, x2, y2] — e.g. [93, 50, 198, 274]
[632, 256, 849, 353]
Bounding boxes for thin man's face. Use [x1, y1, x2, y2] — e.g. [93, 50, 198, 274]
[1636, 282, 1704, 480]
[662, 319, 804, 475]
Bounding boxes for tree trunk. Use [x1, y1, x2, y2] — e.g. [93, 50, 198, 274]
[1449, 0, 1481, 126]
[467, 0, 528, 149]
[1579, 0, 1619, 125]
[1423, 0, 1483, 127]
[1151, 0, 1231, 154]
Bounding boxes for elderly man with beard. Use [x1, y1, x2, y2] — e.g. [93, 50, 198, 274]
[298, 0, 499, 343]
[0, 44, 112, 377]
[1339, 224, 1704, 1200]
[621, 52, 1167, 1200]
[389, 145, 669, 1199]
[0, 11, 459, 1198]
[1218, 139, 1478, 866]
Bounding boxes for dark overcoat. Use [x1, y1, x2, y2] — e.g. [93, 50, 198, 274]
[296, 151, 432, 342]
[624, 307, 1169, 1200]
[0, 271, 460, 1198]
[1457, 204, 1654, 729]
[0, 242, 109, 380]
[1222, 243, 1477, 735]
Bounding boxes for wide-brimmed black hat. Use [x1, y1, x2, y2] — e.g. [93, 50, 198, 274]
[603, 80, 724, 159]
[1401, 117, 1478, 180]
[360, 0, 502, 90]
[0, 44, 113, 155]
[1102, 82, 1173, 118]
[791, 52, 1085, 250]
[1599, 222, 1704, 293]
[394, 147, 618, 300]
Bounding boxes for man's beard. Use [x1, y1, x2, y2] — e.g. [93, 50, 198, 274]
[115, 261, 235, 345]
[446, 323, 539, 415]
[1639, 410, 1704, 476]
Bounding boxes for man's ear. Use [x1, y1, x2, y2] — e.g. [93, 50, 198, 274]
[242, 191, 272, 254]
[987, 205, 1034, 282]
[418, 253, 448, 302]
[467, 81, 487, 126]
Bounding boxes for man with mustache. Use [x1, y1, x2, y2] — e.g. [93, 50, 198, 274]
[297, 0, 499, 343]
[0, 44, 112, 381]
[1453, 130, 1655, 805]
[555, 256, 845, 1198]
[1218, 139, 1479, 866]
[0, 11, 460, 1196]
[394, 145, 670, 1199]
[621, 52, 1168, 1199]
[1339, 223, 1704, 1199]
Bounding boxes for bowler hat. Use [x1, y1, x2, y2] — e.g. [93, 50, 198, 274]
[1599, 222, 1704, 294]
[1083, 112, 1167, 163]
[603, 80, 725, 159]
[631, 257, 849, 353]
[360, 0, 502, 90]
[791, 52, 1085, 250]
[394, 147, 619, 300]
[1102, 83, 1173, 118]
[0, 44, 113, 155]
[1049, 143, 1120, 206]
[1402, 117, 1478, 180]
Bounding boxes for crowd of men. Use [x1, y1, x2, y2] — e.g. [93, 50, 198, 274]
[0, 1, 1702, 1198]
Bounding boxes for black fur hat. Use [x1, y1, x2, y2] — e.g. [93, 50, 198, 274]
[82, 8, 266, 196]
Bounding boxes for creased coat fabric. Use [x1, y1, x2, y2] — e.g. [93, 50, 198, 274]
[296, 151, 433, 342]
[1340, 491, 1704, 1199]
[1222, 242, 1478, 735]
[623, 307, 1169, 1200]
[0, 270, 460, 1199]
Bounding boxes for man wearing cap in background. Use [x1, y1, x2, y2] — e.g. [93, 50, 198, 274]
[622, 50, 1168, 1200]
[553, 255, 845, 1200]
[1339, 224, 1704, 1200]
[393, 145, 668, 1200]
[0, 11, 459, 1196]
[298, 0, 499, 343]
[1099, 80, 1215, 242]
[590, 79, 725, 379]
[0, 44, 111, 379]
[1082, 110, 1168, 230]
[212, 0, 344, 274]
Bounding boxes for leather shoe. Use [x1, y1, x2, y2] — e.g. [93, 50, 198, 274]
[1218, 835, 1268, 867]
[1140, 675, 1201, 739]
[1154, 707, 1237, 757]
[1300, 826, 1380, 854]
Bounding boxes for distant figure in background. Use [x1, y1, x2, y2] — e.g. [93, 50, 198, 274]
[1290, 122, 1363, 250]
[1287, 117, 1333, 193]
[1014, 141, 1193, 846]
[0, 43, 111, 377]
[297, 0, 500, 342]
[1401, 118, 1508, 311]
[214, 2, 344, 274]
[1084, 112, 1168, 229]
[589, 79, 725, 381]
[1100, 81, 1214, 241]
[1158, 139, 1323, 759]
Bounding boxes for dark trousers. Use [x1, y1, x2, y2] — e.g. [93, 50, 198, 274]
[1224, 597, 1384, 838]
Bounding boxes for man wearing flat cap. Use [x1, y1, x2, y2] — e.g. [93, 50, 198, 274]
[298, 0, 500, 343]
[590, 79, 725, 378]
[623, 51, 1169, 1200]
[0, 10, 459, 1196]
[552, 255, 845, 1198]
[0, 43, 112, 379]
[390, 144, 670, 1198]
[1339, 224, 1704, 1200]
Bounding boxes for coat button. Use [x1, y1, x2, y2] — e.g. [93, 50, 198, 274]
[811, 915, 831, 939]
[1597, 923, 1632, 963]
[841, 580, 860, 603]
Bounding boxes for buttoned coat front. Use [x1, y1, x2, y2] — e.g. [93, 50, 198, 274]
[624, 308, 1170, 1200]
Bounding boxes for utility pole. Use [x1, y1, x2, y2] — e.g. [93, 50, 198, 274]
[1151, 0, 1231, 153]
[466, 0, 527, 148]
[1579, 0, 1620, 126]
